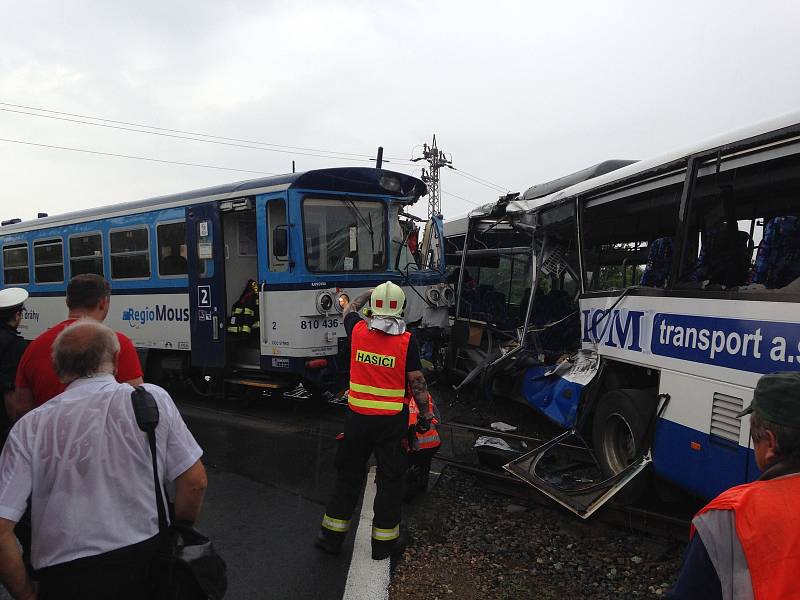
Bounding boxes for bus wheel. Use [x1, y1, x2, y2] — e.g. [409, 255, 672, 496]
[592, 389, 654, 502]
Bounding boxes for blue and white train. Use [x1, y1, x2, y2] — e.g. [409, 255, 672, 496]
[0, 167, 452, 394]
[451, 112, 800, 515]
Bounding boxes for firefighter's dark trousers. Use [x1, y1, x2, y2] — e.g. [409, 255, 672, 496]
[320, 407, 408, 557]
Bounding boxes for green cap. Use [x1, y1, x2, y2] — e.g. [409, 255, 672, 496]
[736, 372, 800, 427]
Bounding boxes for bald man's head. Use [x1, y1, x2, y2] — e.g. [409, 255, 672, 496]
[52, 319, 120, 383]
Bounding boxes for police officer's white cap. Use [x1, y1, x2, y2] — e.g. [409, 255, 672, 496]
[0, 287, 28, 310]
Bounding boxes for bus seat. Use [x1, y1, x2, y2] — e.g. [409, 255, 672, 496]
[687, 226, 751, 287]
[639, 237, 673, 288]
[750, 216, 800, 288]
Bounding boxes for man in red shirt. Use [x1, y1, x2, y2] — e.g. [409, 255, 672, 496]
[13, 274, 144, 416]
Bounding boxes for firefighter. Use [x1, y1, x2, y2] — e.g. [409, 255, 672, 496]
[405, 394, 441, 501]
[227, 279, 259, 337]
[317, 281, 433, 560]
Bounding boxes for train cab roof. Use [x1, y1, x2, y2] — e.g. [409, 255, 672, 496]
[0, 167, 426, 233]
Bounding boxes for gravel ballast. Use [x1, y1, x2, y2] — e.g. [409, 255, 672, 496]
[390, 468, 685, 599]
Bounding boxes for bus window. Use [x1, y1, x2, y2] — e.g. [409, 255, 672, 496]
[157, 221, 188, 277]
[302, 198, 386, 272]
[33, 239, 64, 283]
[110, 227, 150, 279]
[678, 149, 800, 293]
[3, 243, 29, 284]
[583, 181, 682, 292]
[69, 233, 104, 277]
[267, 201, 288, 272]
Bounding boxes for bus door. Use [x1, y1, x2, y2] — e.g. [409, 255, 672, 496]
[186, 202, 227, 369]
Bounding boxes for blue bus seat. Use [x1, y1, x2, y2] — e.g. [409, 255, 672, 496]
[750, 216, 800, 288]
[640, 237, 674, 288]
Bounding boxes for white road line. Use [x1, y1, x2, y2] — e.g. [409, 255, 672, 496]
[342, 466, 390, 600]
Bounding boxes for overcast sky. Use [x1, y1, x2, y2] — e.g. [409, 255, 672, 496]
[1, 0, 799, 223]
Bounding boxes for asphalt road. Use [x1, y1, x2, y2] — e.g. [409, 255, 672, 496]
[180, 395, 356, 600]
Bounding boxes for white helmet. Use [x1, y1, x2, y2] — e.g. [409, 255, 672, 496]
[370, 281, 405, 317]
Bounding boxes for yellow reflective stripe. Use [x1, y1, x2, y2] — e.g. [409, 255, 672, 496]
[372, 525, 399, 541]
[348, 395, 404, 411]
[241, 325, 251, 333]
[350, 382, 405, 398]
[243, 308, 255, 316]
[252, 321, 260, 329]
[227, 326, 239, 333]
[233, 308, 243, 314]
[321, 515, 350, 532]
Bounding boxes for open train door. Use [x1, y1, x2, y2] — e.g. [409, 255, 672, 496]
[186, 202, 227, 369]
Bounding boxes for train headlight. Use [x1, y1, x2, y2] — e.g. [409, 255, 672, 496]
[379, 175, 401, 192]
[443, 287, 455, 306]
[337, 293, 350, 312]
[317, 292, 334, 314]
[427, 288, 441, 304]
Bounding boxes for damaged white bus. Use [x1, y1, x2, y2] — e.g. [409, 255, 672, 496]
[450, 112, 800, 517]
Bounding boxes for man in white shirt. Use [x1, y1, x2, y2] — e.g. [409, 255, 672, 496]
[0, 319, 207, 600]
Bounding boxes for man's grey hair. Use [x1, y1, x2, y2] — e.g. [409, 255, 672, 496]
[52, 319, 120, 381]
[750, 410, 800, 461]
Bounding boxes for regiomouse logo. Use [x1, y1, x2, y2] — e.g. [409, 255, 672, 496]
[122, 305, 190, 328]
[582, 309, 645, 352]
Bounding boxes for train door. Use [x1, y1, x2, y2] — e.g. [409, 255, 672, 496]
[186, 202, 227, 369]
[219, 198, 260, 369]
[255, 194, 290, 369]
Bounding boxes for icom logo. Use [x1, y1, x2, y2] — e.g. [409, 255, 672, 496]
[582, 309, 644, 352]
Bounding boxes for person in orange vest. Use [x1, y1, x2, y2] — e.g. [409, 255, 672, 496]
[316, 281, 433, 560]
[667, 372, 800, 599]
[405, 393, 441, 500]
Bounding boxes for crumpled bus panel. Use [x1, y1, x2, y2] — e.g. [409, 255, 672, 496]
[520, 350, 600, 429]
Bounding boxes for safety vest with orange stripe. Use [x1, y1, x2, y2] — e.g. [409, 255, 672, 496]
[348, 320, 412, 416]
[408, 396, 441, 450]
[691, 473, 800, 599]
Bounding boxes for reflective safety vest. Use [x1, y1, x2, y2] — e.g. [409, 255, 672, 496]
[408, 396, 440, 450]
[692, 473, 800, 599]
[348, 320, 411, 415]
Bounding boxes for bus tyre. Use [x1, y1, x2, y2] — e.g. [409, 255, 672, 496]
[591, 388, 656, 504]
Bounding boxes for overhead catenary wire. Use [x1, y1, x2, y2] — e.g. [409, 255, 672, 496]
[0, 106, 416, 165]
[443, 190, 482, 207]
[0, 137, 278, 176]
[0, 101, 379, 159]
[0, 100, 512, 200]
[447, 166, 508, 193]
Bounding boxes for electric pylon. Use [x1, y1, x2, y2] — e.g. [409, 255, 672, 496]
[411, 135, 452, 218]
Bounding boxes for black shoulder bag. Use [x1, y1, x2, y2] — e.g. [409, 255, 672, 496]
[131, 386, 227, 600]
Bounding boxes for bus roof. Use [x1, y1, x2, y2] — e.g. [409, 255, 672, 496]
[506, 109, 800, 216]
[0, 167, 426, 234]
[520, 160, 637, 202]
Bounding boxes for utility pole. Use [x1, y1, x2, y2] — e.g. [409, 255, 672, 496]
[411, 135, 452, 218]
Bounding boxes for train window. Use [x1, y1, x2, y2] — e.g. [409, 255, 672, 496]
[583, 181, 682, 292]
[33, 239, 64, 283]
[302, 198, 386, 272]
[3, 243, 29, 284]
[267, 201, 288, 272]
[69, 233, 104, 277]
[156, 221, 188, 277]
[110, 227, 150, 279]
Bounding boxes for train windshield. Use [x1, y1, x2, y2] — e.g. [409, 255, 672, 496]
[390, 206, 442, 274]
[302, 197, 386, 272]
